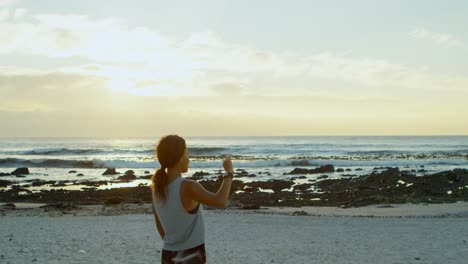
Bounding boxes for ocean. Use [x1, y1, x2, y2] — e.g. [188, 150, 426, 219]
[0, 136, 467, 192]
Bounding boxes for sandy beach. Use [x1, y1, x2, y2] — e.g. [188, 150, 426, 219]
[1, 202, 468, 264]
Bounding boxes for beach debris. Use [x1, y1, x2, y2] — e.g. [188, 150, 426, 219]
[292, 210, 309, 216]
[377, 205, 394, 208]
[1, 203, 16, 209]
[11, 167, 29, 176]
[40, 203, 79, 210]
[102, 168, 119, 175]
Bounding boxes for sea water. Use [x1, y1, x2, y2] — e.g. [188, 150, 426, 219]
[0, 136, 467, 192]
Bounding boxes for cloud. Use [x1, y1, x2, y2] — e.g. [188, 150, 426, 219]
[0, 0, 16, 7]
[0, 9, 467, 98]
[409, 27, 464, 47]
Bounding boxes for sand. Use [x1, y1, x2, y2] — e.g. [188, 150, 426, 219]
[1, 202, 468, 263]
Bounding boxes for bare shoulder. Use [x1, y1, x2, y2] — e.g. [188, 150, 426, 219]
[181, 179, 200, 191]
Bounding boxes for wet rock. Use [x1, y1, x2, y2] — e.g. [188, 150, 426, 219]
[117, 173, 137, 182]
[104, 198, 124, 205]
[31, 180, 56, 187]
[124, 170, 135, 176]
[346, 169, 352, 171]
[68, 170, 77, 173]
[102, 168, 119, 175]
[290, 160, 311, 166]
[77, 180, 108, 187]
[285, 165, 334, 175]
[0, 180, 12, 187]
[52, 181, 68, 187]
[240, 203, 260, 210]
[355, 168, 363, 171]
[317, 175, 328, 179]
[191, 171, 210, 179]
[144, 171, 150, 174]
[336, 168, 344, 172]
[11, 167, 29, 176]
[293, 183, 312, 192]
[77, 173, 84, 176]
[0, 172, 11, 177]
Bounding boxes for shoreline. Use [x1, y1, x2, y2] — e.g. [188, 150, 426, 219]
[2, 167, 468, 210]
[2, 201, 467, 218]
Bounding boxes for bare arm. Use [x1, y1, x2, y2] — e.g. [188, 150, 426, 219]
[151, 199, 165, 239]
[186, 155, 234, 208]
[186, 177, 233, 208]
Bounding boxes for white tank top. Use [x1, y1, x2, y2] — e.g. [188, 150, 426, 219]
[151, 176, 205, 251]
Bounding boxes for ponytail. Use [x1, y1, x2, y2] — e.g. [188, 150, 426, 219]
[151, 134, 187, 206]
[152, 166, 169, 205]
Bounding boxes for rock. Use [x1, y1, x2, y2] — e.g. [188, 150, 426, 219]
[102, 168, 119, 175]
[0, 180, 12, 187]
[68, 170, 77, 173]
[317, 175, 328, 179]
[104, 198, 124, 205]
[355, 168, 363, 171]
[11, 167, 29, 175]
[336, 168, 344, 172]
[192, 171, 210, 177]
[0, 172, 11, 177]
[240, 204, 260, 210]
[124, 170, 135, 176]
[144, 171, 150, 174]
[285, 165, 334, 175]
[31, 180, 55, 187]
[346, 168, 352, 171]
[117, 174, 137, 182]
[290, 160, 311, 166]
[77, 173, 84, 176]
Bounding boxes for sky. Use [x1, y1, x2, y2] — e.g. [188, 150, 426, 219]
[1, 0, 467, 137]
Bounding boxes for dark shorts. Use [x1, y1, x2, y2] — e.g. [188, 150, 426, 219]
[161, 243, 206, 264]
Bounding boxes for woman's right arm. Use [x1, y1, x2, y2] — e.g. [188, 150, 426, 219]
[186, 156, 234, 208]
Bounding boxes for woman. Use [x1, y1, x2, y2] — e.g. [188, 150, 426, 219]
[150, 135, 234, 264]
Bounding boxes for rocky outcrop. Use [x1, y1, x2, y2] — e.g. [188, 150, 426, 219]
[102, 168, 119, 175]
[11, 167, 29, 176]
[285, 165, 334, 175]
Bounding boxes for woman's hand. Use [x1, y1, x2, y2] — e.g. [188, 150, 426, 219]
[223, 155, 234, 173]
